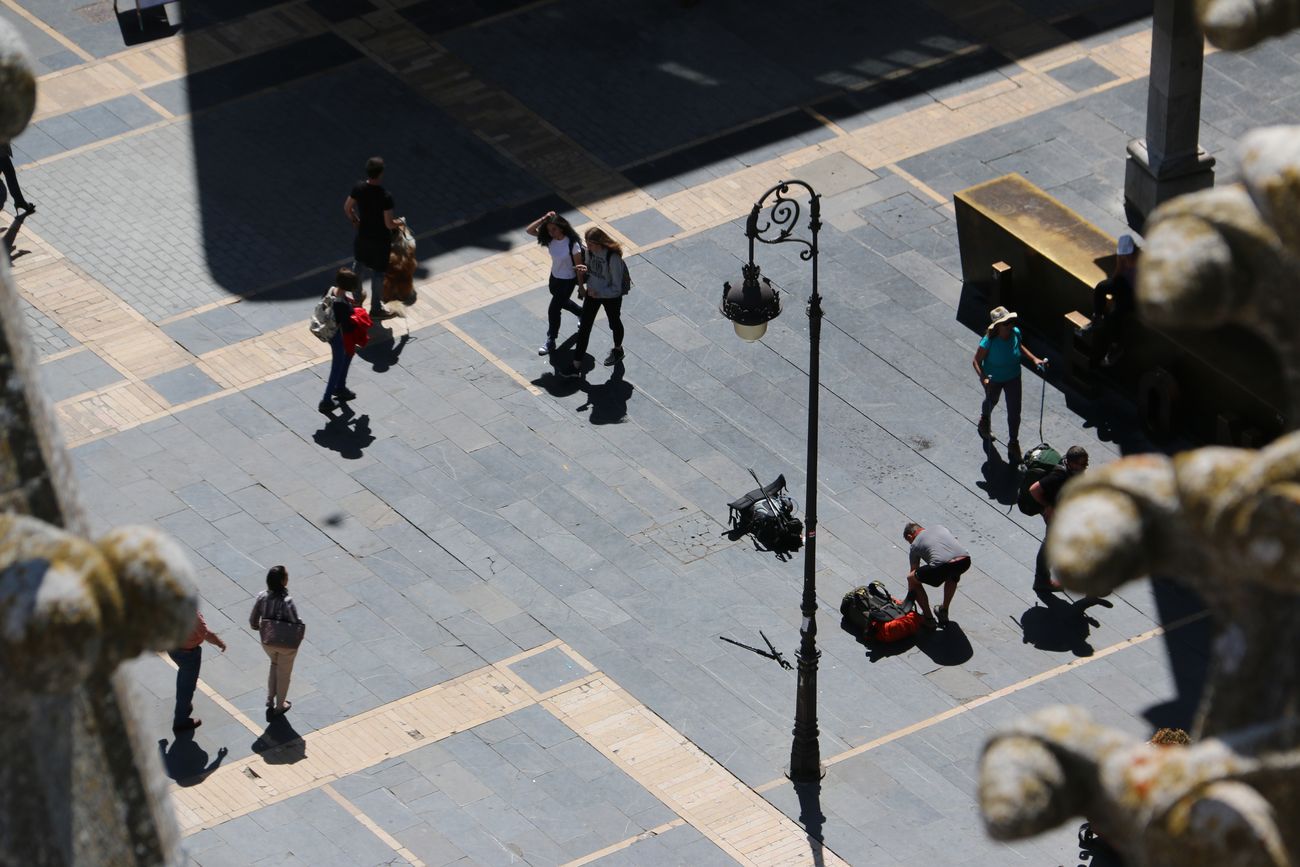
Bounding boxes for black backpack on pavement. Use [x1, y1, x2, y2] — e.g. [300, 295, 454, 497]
[727, 474, 803, 553]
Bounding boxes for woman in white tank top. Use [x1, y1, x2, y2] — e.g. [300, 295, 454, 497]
[526, 210, 585, 357]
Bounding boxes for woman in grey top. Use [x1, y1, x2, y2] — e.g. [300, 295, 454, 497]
[564, 227, 628, 377]
[249, 565, 303, 715]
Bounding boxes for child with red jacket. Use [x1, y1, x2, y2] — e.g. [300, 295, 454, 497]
[320, 300, 371, 414]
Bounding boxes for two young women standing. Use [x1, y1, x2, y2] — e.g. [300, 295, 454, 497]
[526, 212, 627, 376]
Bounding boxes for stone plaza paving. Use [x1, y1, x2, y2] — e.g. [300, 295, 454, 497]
[9, 0, 1299, 863]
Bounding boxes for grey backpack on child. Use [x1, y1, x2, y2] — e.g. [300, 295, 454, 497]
[309, 291, 338, 342]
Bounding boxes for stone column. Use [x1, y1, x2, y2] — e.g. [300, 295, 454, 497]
[0, 18, 196, 867]
[1124, 0, 1217, 226]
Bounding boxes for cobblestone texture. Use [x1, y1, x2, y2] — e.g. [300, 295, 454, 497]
[17, 293, 79, 358]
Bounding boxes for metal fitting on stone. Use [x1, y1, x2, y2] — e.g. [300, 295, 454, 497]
[0, 515, 197, 692]
[1197, 0, 1300, 50]
[1142, 137, 1300, 426]
[981, 706, 1293, 867]
[1241, 126, 1300, 256]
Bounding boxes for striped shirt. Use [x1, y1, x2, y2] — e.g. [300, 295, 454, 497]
[249, 591, 301, 629]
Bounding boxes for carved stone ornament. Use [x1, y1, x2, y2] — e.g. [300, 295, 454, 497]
[0, 18, 197, 866]
[1197, 0, 1300, 49]
[979, 10, 1300, 867]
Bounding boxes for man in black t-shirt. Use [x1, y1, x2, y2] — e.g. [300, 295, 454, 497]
[1030, 445, 1089, 591]
[343, 156, 399, 320]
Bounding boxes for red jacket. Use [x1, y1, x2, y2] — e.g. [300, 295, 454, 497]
[343, 307, 372, 355]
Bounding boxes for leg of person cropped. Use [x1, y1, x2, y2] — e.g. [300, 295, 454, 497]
[1, 154, 33, 214]
[353, 260, 392, 320]
[602, 298, 625, 365]
[321, 331, 347, 413]
[168, 647, 202, 730]
[263, 645, 298, 713]
[906, 569, 935, 624]
[541, 276, 581, 354]
[933, 556, 971, 626]
[1033, 541, 1062, 592]
[979, 381, 1003, 440]
[566, 296, 602, 377]
[1004, 378, 1023, 464]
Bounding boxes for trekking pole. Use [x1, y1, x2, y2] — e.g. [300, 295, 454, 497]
[747, 468, 790, 532]
[1037, 361, 1048, 444]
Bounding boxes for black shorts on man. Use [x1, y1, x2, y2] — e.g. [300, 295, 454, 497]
[916, 556, 971, 587]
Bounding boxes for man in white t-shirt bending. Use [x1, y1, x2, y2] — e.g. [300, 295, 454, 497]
[904, 522, 972, 627]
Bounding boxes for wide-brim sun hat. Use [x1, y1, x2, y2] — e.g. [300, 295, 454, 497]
[987, 305, 1018, 333]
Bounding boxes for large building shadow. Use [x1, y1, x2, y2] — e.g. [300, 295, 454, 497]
[166, 0, 1153, 303]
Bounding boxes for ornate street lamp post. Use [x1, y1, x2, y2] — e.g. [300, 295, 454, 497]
[720, 180, 824, 783]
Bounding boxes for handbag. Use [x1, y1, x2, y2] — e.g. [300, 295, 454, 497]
[309, 291, 338, 342]
[260, 617, 305, 649]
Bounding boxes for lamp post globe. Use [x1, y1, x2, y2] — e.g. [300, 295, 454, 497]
[721, 262, 781, 342]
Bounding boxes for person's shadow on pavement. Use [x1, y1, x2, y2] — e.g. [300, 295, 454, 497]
[252, 713, 306, 765]
[976, 439, 1019, 506]
[3, 212, 29, 264]
[358, 330, 411, 373]
[532, 336, 587, 396]
[1017, 593, 1115, 657]
[313, 409, 374, 459]
[917, 620, 974, 666]
[158, 731, 228, 785]
[577, 361, 633, 424]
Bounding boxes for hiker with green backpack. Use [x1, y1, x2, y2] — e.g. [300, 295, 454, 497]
[1026, 445, 1089, 592]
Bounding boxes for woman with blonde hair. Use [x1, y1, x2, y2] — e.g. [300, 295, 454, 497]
[565, 226, 628, 377]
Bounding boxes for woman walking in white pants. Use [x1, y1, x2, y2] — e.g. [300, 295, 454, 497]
[249, 566, 305, 715]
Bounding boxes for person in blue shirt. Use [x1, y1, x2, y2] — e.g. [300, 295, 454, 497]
[972, 306, 1047, 464]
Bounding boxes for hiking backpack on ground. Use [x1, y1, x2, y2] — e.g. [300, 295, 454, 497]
[1017, 443, 1062, 516]
[840, 582, 922, 643]
[727, 474, 803, 553]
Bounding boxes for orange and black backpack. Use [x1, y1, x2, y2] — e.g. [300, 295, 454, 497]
[840, 582, 922, 643]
